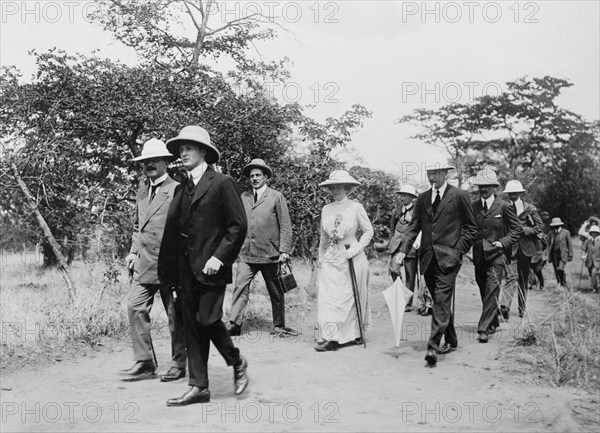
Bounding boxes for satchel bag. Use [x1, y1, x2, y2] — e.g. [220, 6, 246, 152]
[277, 261, 298, 293]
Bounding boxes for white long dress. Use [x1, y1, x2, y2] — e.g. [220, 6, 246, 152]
[317, 198, 374, 344]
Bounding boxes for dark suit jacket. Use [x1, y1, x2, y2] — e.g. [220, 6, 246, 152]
[548, 229, 573, 264]
[130, 176, 178, 284]
[158, 166, 248, 287]
[401, 184, 477, 273]
[511, 200, 544, 257]
[472, 196, 523, 265]
[388, 204, 417, 258]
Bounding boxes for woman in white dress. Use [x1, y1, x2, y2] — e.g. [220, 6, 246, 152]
[315, 170, 374, 351]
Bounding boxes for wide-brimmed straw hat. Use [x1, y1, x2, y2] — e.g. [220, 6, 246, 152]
[473, 168, 500, 186]
[395, 184, 418, 197]
[549, 217, 565, 227]
[588, 225, 600, 234]
[166, 125, 220, 164]
[503, 180, 526, 194]
[242, 158, 273, 178]
[132, 138, 173, 162]
[318, 170, 361, 190]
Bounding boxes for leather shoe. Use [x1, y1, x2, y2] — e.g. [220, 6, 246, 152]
[439, 343, 457, 354]
[421, 307, 433, 317]
[226, 322, 241, 336]
[499, 306, 510, 320]
[166, 386, 210, 406]
[271, 326, 299, 337]
[404, 305, 412, 312]
[233, 355, 249, 395]
[478, 332, 489, 343]
[160, 367, 186, 382]
[314, 340, 339, 352]
[487, 325, 497, 335]
[424, 349, 438, 366]
[120, 360, 155, 377]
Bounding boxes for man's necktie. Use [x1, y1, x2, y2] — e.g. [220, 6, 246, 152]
[432, 190, 441, 214]
[254, 191, 258, 203]
[149, 183, 161, 203]
[483, 201, 488, 213]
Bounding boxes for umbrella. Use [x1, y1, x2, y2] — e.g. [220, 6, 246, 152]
[383, 277, 413, 358]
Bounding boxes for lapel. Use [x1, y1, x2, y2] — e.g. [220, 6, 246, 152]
[425, 189, 434, 220]
[141, 177, 173, 229]
[252, 187, 270, 209]
[433, 185, 455, 221]
[486, 195, 501, 217]
[138, 184, 150, 224]
[191, 166, 215, 206]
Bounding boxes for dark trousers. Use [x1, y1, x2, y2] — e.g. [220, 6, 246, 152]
[229, 262, 285, 327]
[475, 261, 503, 333]
[530, 259, 546, 289]
[127, 281, 186, 368]
[179, 256, 240, 388]
[501, 250, 533, 316]
[551, 251, 568, 287]
[423, 255, 459, 352]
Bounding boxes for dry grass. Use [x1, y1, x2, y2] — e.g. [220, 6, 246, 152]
[0, 253, 314, 370]
[508, 238, 600, 392]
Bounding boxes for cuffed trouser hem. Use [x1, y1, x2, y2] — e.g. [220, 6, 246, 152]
[188, 379, 209, 388]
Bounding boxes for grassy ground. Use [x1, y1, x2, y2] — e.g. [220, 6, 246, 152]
[2, 244, 598, 394]
[0, 254, 315, 372]
[501, 238, 600, 393]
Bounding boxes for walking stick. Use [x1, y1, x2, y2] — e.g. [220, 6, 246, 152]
[345, 245, 366, 348]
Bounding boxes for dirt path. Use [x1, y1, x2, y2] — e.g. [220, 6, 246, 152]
[1, 261, 598, 432]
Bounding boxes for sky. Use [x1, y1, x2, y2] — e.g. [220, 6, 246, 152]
[1, 1, 599, 182]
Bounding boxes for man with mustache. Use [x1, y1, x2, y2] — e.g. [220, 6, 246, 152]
[121, 138, 186, 382]
[227, 159, 295, 337]
[471, 169, 522, 343]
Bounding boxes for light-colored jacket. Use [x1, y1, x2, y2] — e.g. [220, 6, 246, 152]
[512, 200, 544, 257]
[130, 176, 178, 284]
[238, 186, 293, 264]
[583, 237, 600, 269]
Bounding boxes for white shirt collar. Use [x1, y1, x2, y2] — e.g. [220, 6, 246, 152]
[482, 195, 495, 209]
[188, 162, 208, 185]
[431, 182, 448, 203]
[403, 203, 414, 212]
[254, 184, 268, 200]
[149, 173, 168, 187]
[513, 198, 524, 215]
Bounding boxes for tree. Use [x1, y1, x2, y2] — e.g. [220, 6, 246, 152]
[94, 0, 287, 76]
[399, 76, 600, 230]
[1, 51, 371, 268]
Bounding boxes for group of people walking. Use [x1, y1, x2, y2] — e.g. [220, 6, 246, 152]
[119, 124, 597, 405]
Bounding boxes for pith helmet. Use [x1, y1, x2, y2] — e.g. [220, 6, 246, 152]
[503, 180, 526, 194]
[166, 125, 220, 164]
